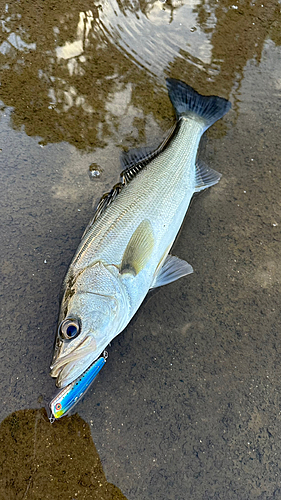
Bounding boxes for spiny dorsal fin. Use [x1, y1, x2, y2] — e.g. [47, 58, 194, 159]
[81, 182, 124, 239]
[120, 220, 154, 276]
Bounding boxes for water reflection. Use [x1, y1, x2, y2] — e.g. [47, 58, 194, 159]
[0, 407, 128, 499]
[1, 0, 280, 150]
[97, 0, 211, 73]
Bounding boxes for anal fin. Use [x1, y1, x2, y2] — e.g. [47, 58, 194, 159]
[151, 255, 193, 289]
[194, 160, 221, 192]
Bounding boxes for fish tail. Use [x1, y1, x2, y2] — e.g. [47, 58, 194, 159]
[166, 78, 231, 130]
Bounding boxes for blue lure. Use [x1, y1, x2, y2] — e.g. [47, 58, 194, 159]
[49, 354, 107, 421]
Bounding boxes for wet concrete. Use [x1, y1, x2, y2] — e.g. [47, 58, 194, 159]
[1, 0, 281, 498]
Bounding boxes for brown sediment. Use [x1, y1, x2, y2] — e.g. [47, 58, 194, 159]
[0, 408, 128, 500]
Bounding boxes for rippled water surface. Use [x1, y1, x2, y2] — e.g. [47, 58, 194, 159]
[1, 0, 281, 498]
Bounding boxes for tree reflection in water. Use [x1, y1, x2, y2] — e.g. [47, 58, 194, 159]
[0, 0, 280, 150]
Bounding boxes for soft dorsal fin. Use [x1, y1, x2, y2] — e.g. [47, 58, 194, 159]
[194, 160, 221, 192]
[120, 220, 154, 276]
[120, 145, 158, 171]
[81, 125, 177, 239]
[151, 254, 193, 289]
[120, 123, 176, 183]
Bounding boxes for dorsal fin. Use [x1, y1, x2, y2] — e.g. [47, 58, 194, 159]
[120, 145, 158, 171]
[81, 182, 124, 239]
[81, 124, 177, 239]
[120, 123, 176, 182]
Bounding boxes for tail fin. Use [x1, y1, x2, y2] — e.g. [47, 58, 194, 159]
[166, 78, 231, 130]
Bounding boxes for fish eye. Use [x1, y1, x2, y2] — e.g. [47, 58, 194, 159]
[59, 318, 81, 340]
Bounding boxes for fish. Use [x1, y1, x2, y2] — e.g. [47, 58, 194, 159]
[49, 354, 107, 421]
[50, 78, 231, 394]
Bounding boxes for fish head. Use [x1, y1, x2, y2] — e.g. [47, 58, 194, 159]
[50, 262, 127, 388]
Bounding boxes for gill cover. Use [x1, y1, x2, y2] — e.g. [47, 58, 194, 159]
[50, 261, 129, 387]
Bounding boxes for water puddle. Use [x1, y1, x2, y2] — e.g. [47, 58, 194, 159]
[0, 407, 127, 499]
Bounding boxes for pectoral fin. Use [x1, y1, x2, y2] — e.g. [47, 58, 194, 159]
[120, 220, 154, 276]
[151, 255, 193, 289]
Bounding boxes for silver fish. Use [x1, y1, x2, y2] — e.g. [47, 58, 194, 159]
[50, 78, 231, 389]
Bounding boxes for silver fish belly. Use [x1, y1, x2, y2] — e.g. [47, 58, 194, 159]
[50, 78, 231, 397]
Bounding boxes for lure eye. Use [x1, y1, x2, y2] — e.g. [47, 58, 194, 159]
[60, 318, 81, 340]
[55, 403, 62, 411]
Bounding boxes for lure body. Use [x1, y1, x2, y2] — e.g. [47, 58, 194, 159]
[49, 355, 106, 420]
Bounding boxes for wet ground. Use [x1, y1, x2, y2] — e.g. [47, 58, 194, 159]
[1, 0, 281, 498]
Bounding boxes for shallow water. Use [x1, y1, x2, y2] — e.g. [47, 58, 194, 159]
[1, 0, 281, 498]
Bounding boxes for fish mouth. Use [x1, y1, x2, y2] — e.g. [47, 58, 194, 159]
[50, 336, 97, 388]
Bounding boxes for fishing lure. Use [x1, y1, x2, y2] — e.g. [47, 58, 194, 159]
[49, 353, 107, 422]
